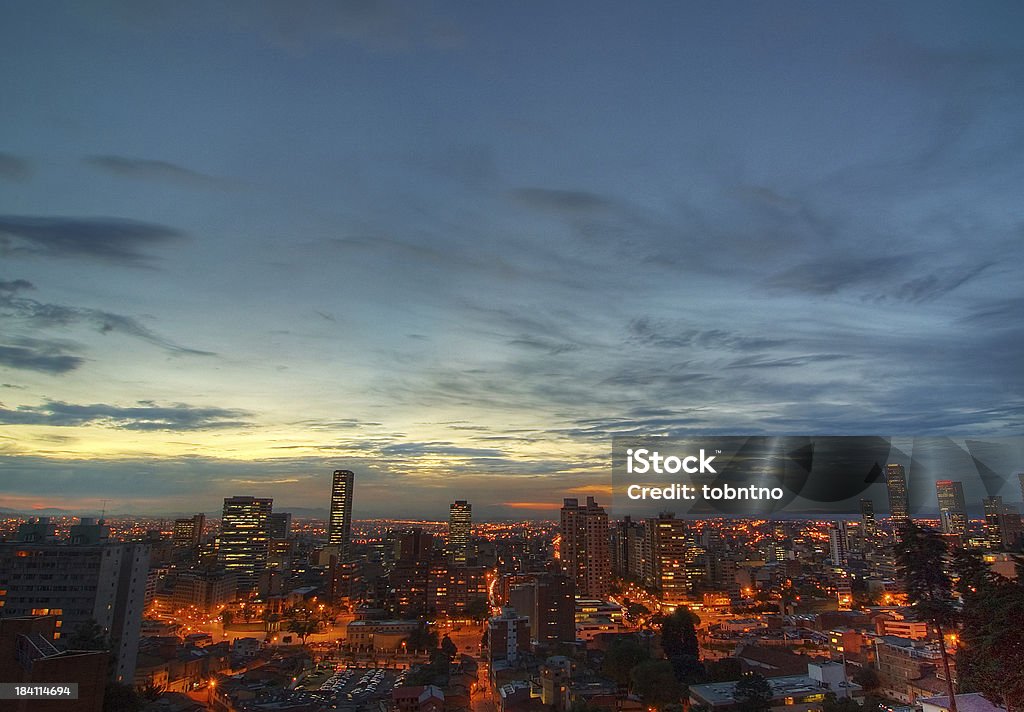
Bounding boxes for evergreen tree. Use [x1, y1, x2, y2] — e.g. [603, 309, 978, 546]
[894, 523, 958, 712]
[733, 672, 772, 712]
[955, 549, 1024, 710]
[660, 607, 703, 683]
[631, 659, 682, 710]
[602, 635, 649, 687]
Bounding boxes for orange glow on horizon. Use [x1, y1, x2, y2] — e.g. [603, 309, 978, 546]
[503, 501, 563, 510]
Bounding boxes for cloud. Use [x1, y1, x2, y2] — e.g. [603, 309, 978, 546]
[0, 279, 34, 294]
[511, 188, 615, 213]
[1, 288, 213, 356]
[0, 400, 252, 431]
[0, 215, 185, 265]
[85, 155, 230, 188]
[0, 153, 32, 182]
[0, 341, 85, 374]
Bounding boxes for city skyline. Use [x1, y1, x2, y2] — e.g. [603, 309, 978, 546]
[3, 3, 1024, 517]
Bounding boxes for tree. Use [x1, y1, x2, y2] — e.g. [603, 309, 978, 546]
[284, 608, 321, 645]
[103, 681, 143, 712]
[954, 549, 1024, 710]
[66, 619, 109, 651]
[894, 523, 958, 712]
[733, 672, 772, 712]
[850, 667, 880, 693]
[660, 607, 703, 683]
[822, 692, 861, 712]
[602, 635, 649, 687]
[406, 626, 439, 653]
[631, 660, 682, 710]
[441, 634, 458, 660]
[220, 610, 234, 627]
[704, 658, 742, 682]
[464, 597, 490, 622]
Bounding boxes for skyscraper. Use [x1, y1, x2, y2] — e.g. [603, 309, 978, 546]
[935, 480, 967, 536]
[218, 496, 273, 594]
[328, 469, 355, 559]
[828, 522, 849, 567]
[268, 511, 292, 540]
[885, 464, 910, 529]
[984, 496, 1005, 549]
[560, 496, 611, 599]
[449, 500, 472, 564]
[859, 498, 877, 540]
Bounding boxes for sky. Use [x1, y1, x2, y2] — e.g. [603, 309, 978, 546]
[2, 1, 1024, 518]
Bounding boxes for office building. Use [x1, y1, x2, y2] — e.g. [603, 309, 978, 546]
[268, 511, 292, 540]
[935, 480, 967, 536]
[860, 499, 877, 540]
[218, 496, 273, 594]
[449, 500, 472, 564]
[328, 469, 355, 559]
[508, 570, 575, 648]
[560, 497, 611, 599]
[172, 513, 205, 549]
[885, 464, 910, 529]
[0, 518, 149, 683]
[651, 514, 691, 602]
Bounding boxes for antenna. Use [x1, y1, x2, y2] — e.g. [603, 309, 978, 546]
[100, 499, 109, 522]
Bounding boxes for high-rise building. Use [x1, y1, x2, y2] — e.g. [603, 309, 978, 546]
[828, 523, 849, 567]
[560, 497, 611, 599]
[885, 464, 910, 529]
[508, 571, 575, 649]
[328, 469, 355, 559]
[449, 500, 472, 564]
[172, 513, 205, 549]
[650, 514, 691, 602]
[983, 496, 1002, 548]
[935, 480, 967, 536]
[218, 496, 273, 594]
[268, 511, 292, 540]
[0, 518, 149, 684]
[859, 499, 877, 540]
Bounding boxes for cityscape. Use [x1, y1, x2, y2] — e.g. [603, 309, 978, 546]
[3, 3, 1024, 712]
[1, 465, 1022, 712]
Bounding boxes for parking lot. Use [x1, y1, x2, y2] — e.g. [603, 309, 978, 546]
[298, 666, 404, 709]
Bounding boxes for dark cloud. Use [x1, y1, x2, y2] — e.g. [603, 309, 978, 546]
[0, 341, 85, 374]
[763, 255, 906, 296]
[380, 441, 507, 458]
[724, 353, 852, 370]
[85, 155, 229, 187]
[511, 188, 615, 213]
[628, 318, 787, 351]
[0, 153, 32, 182]
[0, 215, 185, 265]
[0, 279, 34, 294]
[887, 261, 995, 304]
[1, 289, 213, 356]
[0, 400, 252, 431]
